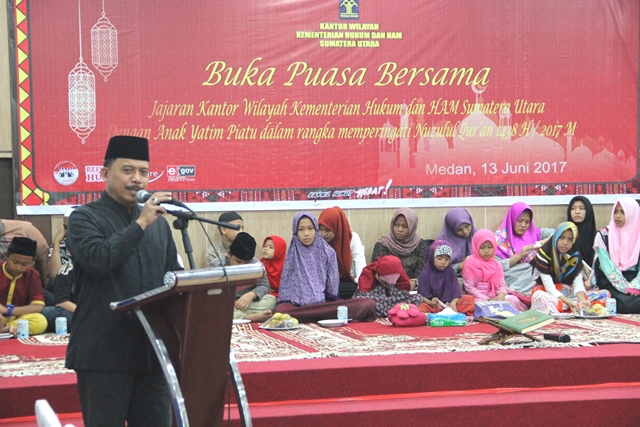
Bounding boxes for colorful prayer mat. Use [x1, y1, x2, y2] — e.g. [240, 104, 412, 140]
[3, 315, 640, 377]
[231, 315, 640, 362]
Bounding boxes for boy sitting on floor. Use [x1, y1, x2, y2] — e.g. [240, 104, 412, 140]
[214, 232, 276, 322]
[0, 237, 47, 336]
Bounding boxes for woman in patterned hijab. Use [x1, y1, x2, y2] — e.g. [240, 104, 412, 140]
[276, 212, 377, 323]
[278, 212, 339, 306]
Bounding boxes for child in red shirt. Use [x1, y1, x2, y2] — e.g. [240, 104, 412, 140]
[1, 237, 47, 336]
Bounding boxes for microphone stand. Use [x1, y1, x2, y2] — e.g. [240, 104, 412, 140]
[165, 209, 240, 270]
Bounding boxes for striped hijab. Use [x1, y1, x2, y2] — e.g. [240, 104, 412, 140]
[531, 222, 582, 284]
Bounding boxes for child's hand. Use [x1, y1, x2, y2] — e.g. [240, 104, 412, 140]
[53, 227, 66, 244]
[577, 299, 590, 310]
[520, 245, 537, 256]
[235, 293, 255, 311]
[425, 298, 438, 307]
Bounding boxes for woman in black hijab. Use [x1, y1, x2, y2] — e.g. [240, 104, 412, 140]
[567, 196, 597, 264]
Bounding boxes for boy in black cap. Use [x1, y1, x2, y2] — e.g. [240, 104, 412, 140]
[66, 135, 182, 426]
[0, 237, 47, 335]
[219, 232, 275, 322]
[1, 218, 51, 286]
[206, 211, 245, 266]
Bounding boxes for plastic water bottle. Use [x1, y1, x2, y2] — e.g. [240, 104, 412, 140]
[55, 317, 67, 335]
[17, 319, 29, 338]
[337, 306, 348, 324]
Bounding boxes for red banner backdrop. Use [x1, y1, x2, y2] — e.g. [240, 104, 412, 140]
[9, 0, 640, 213]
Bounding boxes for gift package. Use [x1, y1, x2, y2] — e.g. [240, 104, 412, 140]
[474, 300, 520, 320]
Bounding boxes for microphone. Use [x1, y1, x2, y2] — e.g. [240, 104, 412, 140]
[543, 333, 571, 343]
[135, 190, 188, 208]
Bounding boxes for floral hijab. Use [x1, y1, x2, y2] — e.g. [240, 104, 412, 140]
[495, 202, 541, 263]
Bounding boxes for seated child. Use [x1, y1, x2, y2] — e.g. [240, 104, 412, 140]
[261, 235, 286, 297]
[41, 258, 76, 332]
[218, 232, 276, 322]
[1, 237, 47, 335]
[416, 240, 475, 316]
[531, 222, 609, 314]
[353, 255, 425, 318]
[276, 212, 376, 323]
[461, 229, 528, 312]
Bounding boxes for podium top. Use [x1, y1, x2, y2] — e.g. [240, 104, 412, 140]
[110, 263, 265, 312]
[164, 263, 265, 288]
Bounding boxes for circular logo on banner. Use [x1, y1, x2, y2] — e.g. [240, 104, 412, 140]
[53, 161, 79, 186]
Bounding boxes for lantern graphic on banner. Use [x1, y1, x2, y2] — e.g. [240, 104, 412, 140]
[91, 0, 118, 81]
[68, 0, 96, 144]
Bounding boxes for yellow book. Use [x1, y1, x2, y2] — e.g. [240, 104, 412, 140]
[498, 309, 554, 333]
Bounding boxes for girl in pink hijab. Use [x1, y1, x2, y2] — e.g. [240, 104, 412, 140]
[593, 197, 640, 313]
[462, 229, 527, 311]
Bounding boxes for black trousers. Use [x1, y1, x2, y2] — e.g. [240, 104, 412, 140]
[603, 285, 640, 314]
[338, 281, 358, 300]
[76, 369, 172, 427]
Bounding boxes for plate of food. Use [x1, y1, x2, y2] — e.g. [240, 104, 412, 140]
[552, 312, 574, 319]
[573, 313, 613, 319]
[574, 306, 612, 319]
[318, 319, 347, 328]
[259, 312, 300, 330]
[259, 325, 301, 331]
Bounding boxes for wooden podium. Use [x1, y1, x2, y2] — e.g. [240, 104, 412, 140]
[110, 263, 264, 427]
